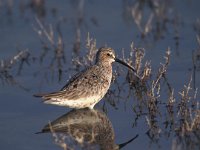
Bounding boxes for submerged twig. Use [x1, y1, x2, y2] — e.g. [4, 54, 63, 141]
[0, 49, 30, 91]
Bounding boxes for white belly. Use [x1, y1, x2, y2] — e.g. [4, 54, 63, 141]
[44, 95, 103, 109]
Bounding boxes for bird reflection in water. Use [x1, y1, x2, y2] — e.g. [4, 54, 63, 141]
[37, 108, 138, 150]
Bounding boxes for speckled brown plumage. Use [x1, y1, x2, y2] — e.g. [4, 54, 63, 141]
[34, 47, 135, 109]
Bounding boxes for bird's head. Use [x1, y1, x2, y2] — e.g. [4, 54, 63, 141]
[96, 47, 136, 72]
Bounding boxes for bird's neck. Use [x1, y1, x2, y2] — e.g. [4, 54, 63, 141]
[97, 61, 113, 75]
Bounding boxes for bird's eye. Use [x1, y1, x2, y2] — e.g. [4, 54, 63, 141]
[107, 53, 111, 56]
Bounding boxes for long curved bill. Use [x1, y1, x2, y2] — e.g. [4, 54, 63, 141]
[118, 134, 139, 149]
[115, 58, 136, 72]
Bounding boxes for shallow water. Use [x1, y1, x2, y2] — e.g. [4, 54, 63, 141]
[0, 0, 200, 150]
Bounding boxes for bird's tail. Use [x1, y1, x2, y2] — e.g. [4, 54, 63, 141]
[33, 93, 46, 98]
[33, 91, 65, 100]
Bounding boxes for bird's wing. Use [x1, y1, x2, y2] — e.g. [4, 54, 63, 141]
[35, 65, 102, 101]
[60, 67, 89, 91]
[59, 65, 101, 100]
